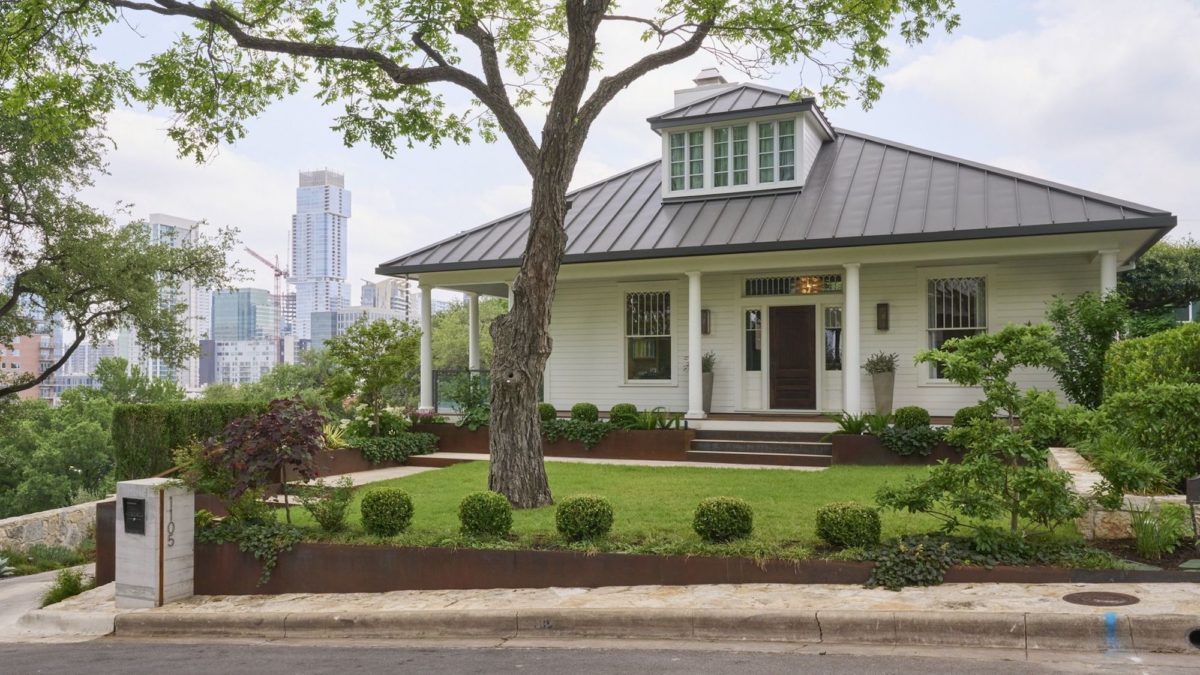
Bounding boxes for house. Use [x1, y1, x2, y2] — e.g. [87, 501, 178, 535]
[378, 70, 1176, 422]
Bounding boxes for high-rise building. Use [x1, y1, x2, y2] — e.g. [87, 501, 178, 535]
[211, 288, 276, 341]
[310, 305, 404, 350]
[289, 170, 350, 340]
[361, 277, 419, 322]
[116, 213, 211, 391]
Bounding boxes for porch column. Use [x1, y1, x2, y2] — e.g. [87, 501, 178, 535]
[842, 263, 861, 415]
[686, 271, 706, 419]
[1099, 249, 1119, 296]
[418, 282, 434, 412]
[467, 291, 481, 370]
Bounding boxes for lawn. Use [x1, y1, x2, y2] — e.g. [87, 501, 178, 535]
[283, 461, 958, 558]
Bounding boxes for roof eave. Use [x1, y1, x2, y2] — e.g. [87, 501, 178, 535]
[648, 99, 826, 131]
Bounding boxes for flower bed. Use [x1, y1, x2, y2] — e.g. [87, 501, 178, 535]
[412, 424, 694, 461]
[830, 434, 963, 466]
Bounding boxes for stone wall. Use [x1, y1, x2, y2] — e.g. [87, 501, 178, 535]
[1049, 447, 1195, 540]
[0, 500, 103, 551]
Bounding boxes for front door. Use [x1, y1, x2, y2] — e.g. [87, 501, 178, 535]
[769, 306, 817, 409]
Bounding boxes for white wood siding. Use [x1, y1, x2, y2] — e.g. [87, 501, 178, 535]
[543, 254, 1097, 417]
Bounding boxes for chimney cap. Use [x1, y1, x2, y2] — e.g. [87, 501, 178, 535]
[693, 68, 727, 87]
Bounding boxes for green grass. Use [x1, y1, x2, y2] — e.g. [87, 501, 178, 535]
[281, 462, 957, 558]
[0, 543, 92, 577]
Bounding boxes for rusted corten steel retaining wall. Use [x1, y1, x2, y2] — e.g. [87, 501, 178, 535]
[411, 425, 694, 460]
[830, 435, 964, 466]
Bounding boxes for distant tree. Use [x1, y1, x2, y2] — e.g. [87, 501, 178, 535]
[433, 297, 509, 370]
[324, 320, 420, 434]
[92, 357, 186, 404]
[1119, 238, 1200, 313]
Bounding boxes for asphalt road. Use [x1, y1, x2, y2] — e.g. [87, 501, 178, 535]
[0, 641, 1188, 674]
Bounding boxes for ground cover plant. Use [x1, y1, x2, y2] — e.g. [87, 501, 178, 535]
[0, 544, 92, 577]
[40, 568, 95, 608]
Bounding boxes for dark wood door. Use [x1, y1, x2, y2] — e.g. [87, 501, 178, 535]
[769, 306, 817, 409]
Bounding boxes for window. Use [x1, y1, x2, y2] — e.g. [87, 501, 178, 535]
[745, 309, 762, 371]
[758, 122, 775, 183]
[625, 291, 672, 381]
[778, 120, 796, 181]
[824, 307, 842, 370]
[668, 131, 705, 191]
[757, 120, 797, 183]
[745, 274, 843, 296]
[687, 130, 704, 189]
[927, 277, 987, 378]
[668, 133, 685, 191]
[713, 125, 749, 187]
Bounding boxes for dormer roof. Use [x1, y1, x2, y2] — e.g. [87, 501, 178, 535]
[648, 82, 835, 137]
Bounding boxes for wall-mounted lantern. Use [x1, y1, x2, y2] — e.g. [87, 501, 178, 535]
[701, 309, 711, 335]
[876, 303, 890, 331]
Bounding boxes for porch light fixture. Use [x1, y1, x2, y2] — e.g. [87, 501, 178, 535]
[796, 276, 823, 294]
[701, 309, 711, 335]
[876, 303, 890, 331]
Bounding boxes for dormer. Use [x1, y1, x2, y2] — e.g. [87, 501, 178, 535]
[648, 70, 836, 201]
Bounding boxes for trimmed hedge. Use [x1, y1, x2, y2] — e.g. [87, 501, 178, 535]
[892, 406, 931, 430]
[570, 402, 599, 422]
[348, 432, 439, 464]
[112, 401, 266, 480]
[360, 489, 414, 537]
[538, 403, 557, 422]
[555, 495, 614, 542]
[815, 502, 882, 549]
[1099, 383, 1200, 486]
[1104, 323, 1200, 396]
[952, 405, 990, 429]
[608, 403, 639, 429]
[693, 497, 754, 543]
[459, 491, 513, 538]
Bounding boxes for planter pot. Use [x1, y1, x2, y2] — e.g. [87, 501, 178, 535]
[871, 371, 894, 415]
[702, 372, 714, 413]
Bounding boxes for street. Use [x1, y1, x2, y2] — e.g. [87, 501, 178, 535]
[0, 639, 1193, 674]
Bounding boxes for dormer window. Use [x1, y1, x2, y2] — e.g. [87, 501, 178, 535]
[669, 131, 704, 191]
[757, 120, 796, 183]
[713, 125, 749, 187]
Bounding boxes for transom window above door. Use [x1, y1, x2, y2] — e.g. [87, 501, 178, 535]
[744, 274, 843, 297]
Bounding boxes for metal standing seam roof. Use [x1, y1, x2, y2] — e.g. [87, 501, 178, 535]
[646, 83, 835, 135]
[377, 130, 1174, 276]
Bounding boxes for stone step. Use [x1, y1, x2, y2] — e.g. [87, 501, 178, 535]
[685, 450, 833, 468]
[689, 439, 833, 455]
[692, 429, 829, 443]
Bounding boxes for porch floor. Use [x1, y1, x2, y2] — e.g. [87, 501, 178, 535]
[413, 452, 825, 472]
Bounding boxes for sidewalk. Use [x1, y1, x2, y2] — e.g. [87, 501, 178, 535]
[0, 564, 107, 643]
[37, 580, 1200, 653]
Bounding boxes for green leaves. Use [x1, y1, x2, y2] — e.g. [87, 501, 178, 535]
[1118, 238, 1200, 313]
[1047, 291, 1128, 409]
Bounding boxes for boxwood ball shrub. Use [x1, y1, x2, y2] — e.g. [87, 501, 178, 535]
[608, 403, 639, 429]
[538, 403, 558, 422]
[555, 495, 615, 542]
[892, 406, 931, 430]
[570, 402, 599, 423]
[459, 491, 513, 537]
[360, 489, 414, 537]
[693, 497, 754, 543]
[952, 404, 990, 429]
[815, 502, 882, 549]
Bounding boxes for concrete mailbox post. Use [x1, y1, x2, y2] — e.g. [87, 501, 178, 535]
[115, 478, 194, 609]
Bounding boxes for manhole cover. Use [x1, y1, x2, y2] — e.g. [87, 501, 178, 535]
[1062, 592, 1140, 607]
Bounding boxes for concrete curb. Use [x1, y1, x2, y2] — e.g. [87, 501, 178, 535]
[17, 608, 115, 637]
[112, 608, 1200, 653]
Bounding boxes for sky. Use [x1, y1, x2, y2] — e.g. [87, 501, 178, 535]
[81, 0, 1200, 299]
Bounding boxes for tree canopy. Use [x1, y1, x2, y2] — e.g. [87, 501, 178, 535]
[1118, 238, 1200, 313]
[433, 297, 508, 370]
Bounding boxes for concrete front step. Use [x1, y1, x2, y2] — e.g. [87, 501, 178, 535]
[692, 429, 829, 443]
[685, 450, 832, 468]
[689, 439, 832, 456]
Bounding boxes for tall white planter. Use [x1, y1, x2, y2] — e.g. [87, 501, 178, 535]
[872, 371, 894, 415]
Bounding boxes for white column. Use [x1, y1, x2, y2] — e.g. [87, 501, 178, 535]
[1099, 249, 1119, 296]
[418, 283, 434, 412]
[686, 271, 706, 419]
[843, 263, 861, 415]
[467, 291, 481, 370]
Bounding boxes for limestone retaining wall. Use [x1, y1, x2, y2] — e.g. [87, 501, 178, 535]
[0, 500, 102, 551]
[1049, 447, 1194, 540]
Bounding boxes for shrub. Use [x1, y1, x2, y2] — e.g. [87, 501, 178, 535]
[1129, 503, 1191, 560]
[608, 403, 639, 429]
[630, 407, 682, 430]
[297, 476, 355, 533]
[878, 426, 945, 456]
[112, 401, 266, 479]
[1104, 323, 1200, 396]
[349, 432, 439, 464]
[555, 495, 615, 542]
[459, 491, 513, 538]
[570, 402, 599, 423]
[863, 351, 899, 374]
[40, 568, 93, 607]
[815, 502, 882, 549]
[1082, 432, 1170, 509]
[1047, 291, 1128, 408]
[538, 403, 558, 422]
[542, 418, 610, 449]
[1099, 383, 1200, 486]
[892, 406, 931, 429]
[828, 411, 868, 436]
[360, 489, 415, 537]
[862, 413, 891, 435]
[951, 405, 990, 429]
[692, 497, 753, 543]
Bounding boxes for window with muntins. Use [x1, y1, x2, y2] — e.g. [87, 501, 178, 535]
[927, 277, 987, 378]
[824, 306, 842, 370]
[668, 133, 686, 191]
[713, 125, 749, 187]
[757, 120, 796, 183]
[625, 291, 672, 381]
[669, 131, 705, 191]
[745, 309, 762, 371]
[757, 122, 775, 183]
[745, 274, 843, 296]
[687, 130, 704, 189]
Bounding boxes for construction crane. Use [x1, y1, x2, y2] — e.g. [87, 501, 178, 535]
[244, 246, 288, 362]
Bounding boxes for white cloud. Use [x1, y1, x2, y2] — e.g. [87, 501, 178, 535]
[886, 0, 1200, 237]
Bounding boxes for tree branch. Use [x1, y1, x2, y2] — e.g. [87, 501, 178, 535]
[103, 0, 540, 171]
[0, 324, 85, 398]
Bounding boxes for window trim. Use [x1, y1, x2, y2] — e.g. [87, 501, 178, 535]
[917, 265, 996, 387]
[659, 113, 806, 199]
[617, 282, 679, 387]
